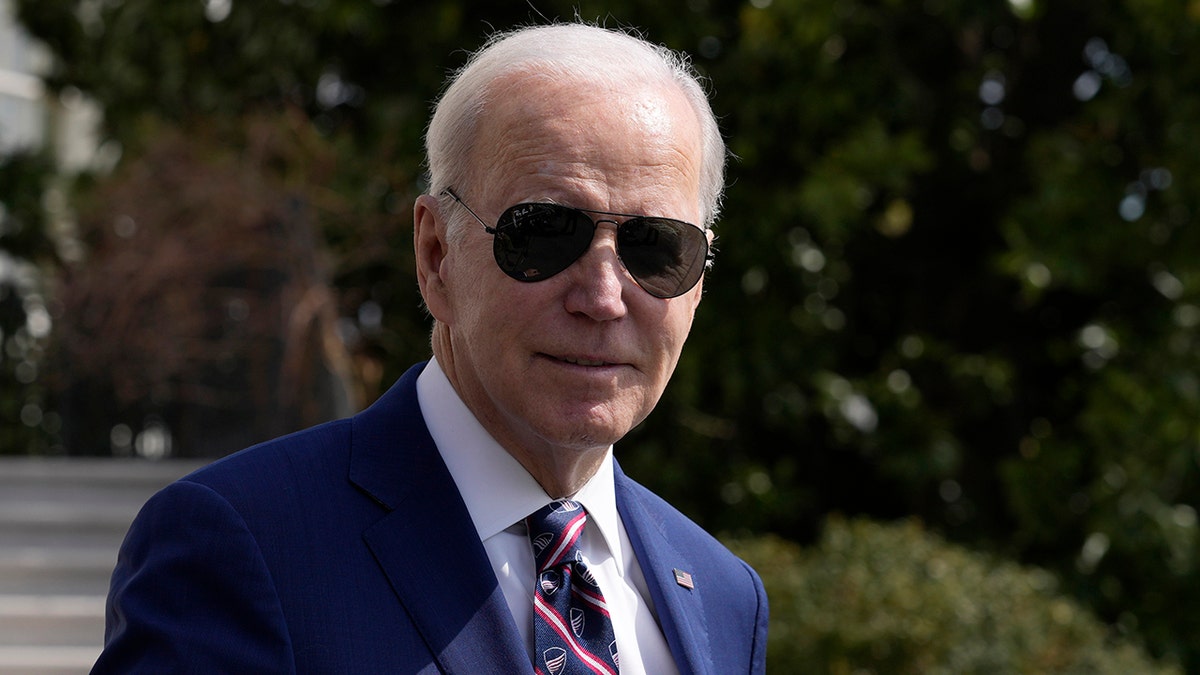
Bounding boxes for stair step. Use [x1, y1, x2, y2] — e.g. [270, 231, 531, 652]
[0, 646, 102, 675]
[0, 458, 203, 486]
[0, 457, 202, 673]
[0, 548, 116, 595]
[0, 595, 106, 646]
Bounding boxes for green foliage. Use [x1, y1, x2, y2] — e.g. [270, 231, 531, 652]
[729, 519, 1180, 674]
[626, 1, 1200, 666]
[0, 151, 59, 454]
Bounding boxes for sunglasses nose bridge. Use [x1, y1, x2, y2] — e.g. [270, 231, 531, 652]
[568, 219, 635, 285]
[576, 219, 623, 266]
[559, 221, 632, 320]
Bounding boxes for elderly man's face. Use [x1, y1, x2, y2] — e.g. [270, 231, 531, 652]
[430, 73, 706, 463]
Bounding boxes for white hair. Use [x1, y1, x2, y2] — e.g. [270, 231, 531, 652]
[424, 22, 726, 231]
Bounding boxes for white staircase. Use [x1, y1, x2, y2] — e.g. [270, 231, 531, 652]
[0, 459, 201, 675]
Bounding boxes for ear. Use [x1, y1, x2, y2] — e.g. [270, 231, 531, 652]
[687, 275, 705, 314]
[686, 227, 715, 312]
[414, 194, 455, 324]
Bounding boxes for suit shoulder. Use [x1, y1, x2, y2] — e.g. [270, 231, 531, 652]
[176, 417, 355, 504]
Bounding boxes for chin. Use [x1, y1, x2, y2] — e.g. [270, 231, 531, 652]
[533, 416, 626, 452]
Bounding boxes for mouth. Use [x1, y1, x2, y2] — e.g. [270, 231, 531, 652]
[559, 356, 613, 367]
[540, 353, 625, 369]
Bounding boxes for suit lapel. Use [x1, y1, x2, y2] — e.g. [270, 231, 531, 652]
[615, 466, 712, 675]
[350, 364, 532, 675]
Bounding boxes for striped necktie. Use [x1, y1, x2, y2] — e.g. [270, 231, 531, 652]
[526, 499, 619, 675]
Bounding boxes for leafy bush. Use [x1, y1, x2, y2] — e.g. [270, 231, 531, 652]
[728, 518, 1179, 674]
[0, 151, 58, 455]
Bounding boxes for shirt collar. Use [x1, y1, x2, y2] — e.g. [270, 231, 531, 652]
[415, 358, 624, 562]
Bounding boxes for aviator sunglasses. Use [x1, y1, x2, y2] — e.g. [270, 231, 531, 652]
[442, 189, 712, 299]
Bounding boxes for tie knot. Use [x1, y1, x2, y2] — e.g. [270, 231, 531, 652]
[527, 499, 588, 573]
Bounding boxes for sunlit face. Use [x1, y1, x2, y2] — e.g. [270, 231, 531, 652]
[427, 72, 706, 463]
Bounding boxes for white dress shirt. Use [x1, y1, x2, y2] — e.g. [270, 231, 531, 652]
[416, 358, 679, 675]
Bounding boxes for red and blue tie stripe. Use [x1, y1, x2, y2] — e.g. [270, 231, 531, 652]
[527, 500, 619, 675]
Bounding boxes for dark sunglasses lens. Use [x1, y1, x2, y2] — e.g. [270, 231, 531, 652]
[493, 204, 594, 281]
[618, 218, 708, 298]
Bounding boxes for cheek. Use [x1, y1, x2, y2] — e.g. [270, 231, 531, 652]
[646, 304, 697, 378]
[670, 302, 700, 353]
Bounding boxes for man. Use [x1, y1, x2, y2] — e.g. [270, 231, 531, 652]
[93, 22, 768, 675]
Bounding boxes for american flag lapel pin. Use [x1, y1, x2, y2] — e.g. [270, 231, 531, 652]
[673, 568, 695, 590]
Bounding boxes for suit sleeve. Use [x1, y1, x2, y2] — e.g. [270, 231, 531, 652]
[92, 480, 296, 674]
[746, 560, 769, 675]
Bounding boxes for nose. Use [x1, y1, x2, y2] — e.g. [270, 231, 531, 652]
[562, 223, 629, 321]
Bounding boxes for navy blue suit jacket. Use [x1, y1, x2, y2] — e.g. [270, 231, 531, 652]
[94, 363, 768, 674]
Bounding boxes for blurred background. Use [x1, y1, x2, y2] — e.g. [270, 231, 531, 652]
[1, 0, 1197, 672]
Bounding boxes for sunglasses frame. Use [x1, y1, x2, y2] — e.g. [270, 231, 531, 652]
[441, 188, 711, 299]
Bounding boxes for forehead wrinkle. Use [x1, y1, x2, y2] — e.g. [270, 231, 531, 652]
[485, 119, 699, 213]
[472, 72, 703, 218]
